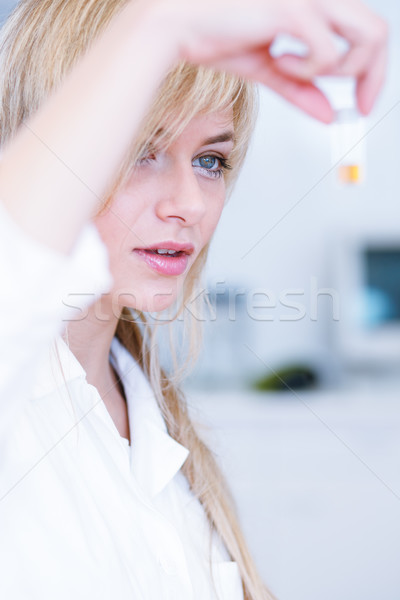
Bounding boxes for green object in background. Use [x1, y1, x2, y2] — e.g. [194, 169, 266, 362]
[252, 365, 318, 392]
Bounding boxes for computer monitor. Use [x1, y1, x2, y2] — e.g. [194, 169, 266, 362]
[334, 235, 400, 367]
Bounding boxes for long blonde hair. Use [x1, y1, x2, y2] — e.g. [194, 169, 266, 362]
[0, 2, 274, 599]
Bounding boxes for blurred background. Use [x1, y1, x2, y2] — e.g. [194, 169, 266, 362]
[187, 1, 400, 598]
[1, 1, 399, 599]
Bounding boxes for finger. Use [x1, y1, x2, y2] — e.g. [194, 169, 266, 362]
[322, 0, 388, 111]
[329, 21, 387, 82]
[212, 49, 335, 123]
[273, 49, 338, 79]
[356, 42, 388, 115]
[261, 70, 335, 123]
[325, 0, 387, 47]
[271, 14, 341, 80]
[333, 44, 374, 78]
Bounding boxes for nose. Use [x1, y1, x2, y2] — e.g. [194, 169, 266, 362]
[155, 162, 207, 226]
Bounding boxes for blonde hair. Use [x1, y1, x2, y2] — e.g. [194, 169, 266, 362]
[0, 2, 274, 599]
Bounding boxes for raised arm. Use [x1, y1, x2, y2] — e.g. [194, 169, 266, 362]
[0, 0, 387, 255]
[0, 1, 180, 255]
[0, 0, 387, 430]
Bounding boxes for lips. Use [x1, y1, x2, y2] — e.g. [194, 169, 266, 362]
[133, 241, 194, 276]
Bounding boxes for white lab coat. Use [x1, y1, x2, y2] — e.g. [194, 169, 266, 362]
[0, 202, 243, 600]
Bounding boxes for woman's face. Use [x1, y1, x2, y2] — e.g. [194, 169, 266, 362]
[94, 108, 234, 314]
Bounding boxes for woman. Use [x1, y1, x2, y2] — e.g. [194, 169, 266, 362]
[0, 1, 387, 599]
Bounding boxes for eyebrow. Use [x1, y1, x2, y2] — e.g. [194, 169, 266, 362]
[146, 129, 235, 152]
[200, 131, 235, 146]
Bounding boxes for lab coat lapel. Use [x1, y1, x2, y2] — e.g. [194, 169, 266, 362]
[110, 337, 189, 499]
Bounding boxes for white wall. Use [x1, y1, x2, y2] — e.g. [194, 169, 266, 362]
[203, 4, 400, 381]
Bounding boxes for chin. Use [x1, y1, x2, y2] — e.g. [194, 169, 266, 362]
[116, 289, 179, 315]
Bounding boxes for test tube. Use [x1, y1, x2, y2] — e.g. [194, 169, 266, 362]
[331, 106, 366, 185]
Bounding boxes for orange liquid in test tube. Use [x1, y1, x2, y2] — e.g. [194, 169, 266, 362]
[338, 164, 362, 184]
[332, 108, 366, 186]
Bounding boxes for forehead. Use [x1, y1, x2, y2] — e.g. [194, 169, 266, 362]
[152, 108, 235, 149]
[194, 107, 234, 129]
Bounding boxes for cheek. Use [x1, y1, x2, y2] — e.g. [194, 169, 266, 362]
[94, 215, 122, 252]
[202, 196, 225, 242]
[94, 194, 139, 250]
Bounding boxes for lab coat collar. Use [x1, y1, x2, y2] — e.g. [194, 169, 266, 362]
[31, 336, 87, 398]
[109, 337, 190, 499]
[32, 335, 189, 499]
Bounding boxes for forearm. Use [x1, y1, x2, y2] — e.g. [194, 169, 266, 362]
[0, 1, 179, 254]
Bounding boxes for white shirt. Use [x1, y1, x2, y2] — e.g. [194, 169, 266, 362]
[0, 202, 244, 600]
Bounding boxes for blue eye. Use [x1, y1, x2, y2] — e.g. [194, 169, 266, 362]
[199, 156, 217, 169]
[193, 155, 232, 179]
